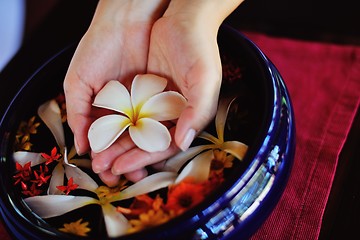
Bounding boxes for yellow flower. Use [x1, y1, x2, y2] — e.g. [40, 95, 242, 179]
[16, 116, 40, 138]
[128, 208, 173, 233]
[15, 116, 40, 151]
[211, 149, 234, 174]
[15, 134, 32, 151]
[59, 218, 91, 237]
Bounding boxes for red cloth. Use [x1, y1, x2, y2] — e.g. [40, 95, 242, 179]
[1, 32, 359, 239]
[244, 32, 360, 239]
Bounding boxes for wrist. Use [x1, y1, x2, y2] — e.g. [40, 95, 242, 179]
[92, 0, 170, 26]
[164, 0, 245, 28]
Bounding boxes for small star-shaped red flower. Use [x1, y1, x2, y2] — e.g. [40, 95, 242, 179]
[56, 177, 79, 195]
[41, 147, 61, 165]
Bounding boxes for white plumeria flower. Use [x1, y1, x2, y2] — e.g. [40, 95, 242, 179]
[24, 171, 178, 237]
[164, 97, 249, 183]
[13, 99, 92, 194]
[88, 74, 187, 153]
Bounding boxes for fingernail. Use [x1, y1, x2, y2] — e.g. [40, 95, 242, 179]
[74, 137, 83, 156]
[179, 128, 196, 151]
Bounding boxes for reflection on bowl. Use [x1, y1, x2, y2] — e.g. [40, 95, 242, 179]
[0, 25, 295, 240]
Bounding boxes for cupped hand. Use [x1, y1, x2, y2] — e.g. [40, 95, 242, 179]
[64, 0, 171, 185]
[147, 1, 225, 152]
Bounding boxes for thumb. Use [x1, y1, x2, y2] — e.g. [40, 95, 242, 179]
[64, 74, 93, 156]
[174, 72, 221, 151]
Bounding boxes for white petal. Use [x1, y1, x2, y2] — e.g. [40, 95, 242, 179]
[88, 115, 131, 153]
[131, 74, 167, 109]
[215, 97, 236, 143]
[198, 131, 221, 145]
[139, 91, 187, 121]
[175, 150, 213, 184]
[37, 99, 65, 148]
[48, 162, 64, 195]
[163, 144, 214, 172]
[65, 165, 99, 192]
[129, 118, 171, 152]
[93, 80, 133, 116]
[116, 172, 177, 201]
[24, 195, 97, 218]
[13, 151, 45, 167]
[222, 141, 248, 160]
[102, 204, 130, 237]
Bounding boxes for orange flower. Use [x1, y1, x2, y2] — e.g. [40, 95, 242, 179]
[166, 179, 205, 214]
[117, 194, 164, 219]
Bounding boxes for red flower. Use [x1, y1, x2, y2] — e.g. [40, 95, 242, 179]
[13, 162, 32, 185]
[32, 168, 51, 187]
[56, 177, 79, 195]
[41, 147, 61, 165]
[21, 182, 43, 197]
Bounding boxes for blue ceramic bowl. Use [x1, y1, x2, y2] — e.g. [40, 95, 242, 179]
[0, 25, 295, 240]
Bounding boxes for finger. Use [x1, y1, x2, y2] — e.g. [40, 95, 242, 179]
[111, 129, 180, 175]
[91, 131, 135, 173]
[175, 62, 222, 151]
[124, 168, 148, 182]
[151, 160, 166, 171]
[64, 72, 94, 155]
[98, 170, 121, 187]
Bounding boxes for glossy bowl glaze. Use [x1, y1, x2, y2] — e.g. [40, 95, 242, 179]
[0, 25, 295, 240]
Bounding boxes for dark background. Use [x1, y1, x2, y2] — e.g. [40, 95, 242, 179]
[1, 0, 359, 239]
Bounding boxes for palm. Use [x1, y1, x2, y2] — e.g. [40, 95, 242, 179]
[64, 22, 152, 158]
[148, 16, 223, 147]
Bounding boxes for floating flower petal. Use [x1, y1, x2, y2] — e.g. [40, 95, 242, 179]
[175, 150, 214, 184]
[24, 195, 97, 218]
[102, 204, 130, 237]
[118, 172, 178, 201]
[37, 99, 65, 148]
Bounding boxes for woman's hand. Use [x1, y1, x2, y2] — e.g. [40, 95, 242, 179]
[64, 0, 170, 185]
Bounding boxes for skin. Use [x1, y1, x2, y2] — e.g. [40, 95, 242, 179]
[63, 0, 245, 186]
